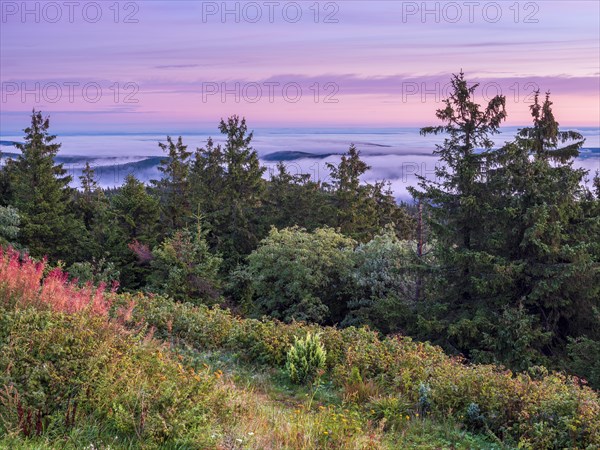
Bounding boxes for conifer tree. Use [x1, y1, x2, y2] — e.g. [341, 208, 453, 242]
[408, 72, 508, 357]
[489, 92, 596, 355]
[190, 116, 266, 268]
[326, 145, 373, 239]
[261, 162, 334, 232]
[327, 145, 413, 241]
[75, 162, 109, 258]
[6, 111, 85, 262]
[106, 174, 160, 289]
[151, 136, 192, 231]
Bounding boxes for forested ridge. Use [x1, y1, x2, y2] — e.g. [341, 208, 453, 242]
[1, 73, 599, 449]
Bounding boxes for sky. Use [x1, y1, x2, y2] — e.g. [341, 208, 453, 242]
[1, 0, 599, 133]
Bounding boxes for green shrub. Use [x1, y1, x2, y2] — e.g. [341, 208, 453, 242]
[147, 226, 222, 305]
[567, 336, 600, 389]
[245, 226, 355, 324]
[0, 307, 223, 446]
[66, 258, 120, 287]
[285, 333, 327, 384]
[108, 292, 600, 449]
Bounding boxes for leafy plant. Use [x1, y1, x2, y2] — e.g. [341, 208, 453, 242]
[285, 333, 327, 384]
[147, 221, 222, 305]
[245, 226, 355, 324]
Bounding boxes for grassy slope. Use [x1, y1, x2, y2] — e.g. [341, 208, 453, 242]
[1, 248, 598, 449]
[1, 346, 505, 450]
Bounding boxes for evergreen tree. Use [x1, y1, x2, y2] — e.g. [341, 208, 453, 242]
[488, 92, 597, 356]
[151, 136, 192, 231]
[261, 162, 334, 232]
[190, 136, 225, 220]
[147, 219, 222, 305]
[0, 205, 20, 247]
[190, 116, 266, 268]
[408, 72, 508, 357]
[327, 145, 414, 241]
[411, 76, 599, 371]
[106, 174, 160, 289]
[326, 145, 374, 239]
[74, 162, 110, 258]
[5, 111, 85, 262]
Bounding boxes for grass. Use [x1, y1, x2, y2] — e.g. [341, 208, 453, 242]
[2, 247, 596, 449]
[0, 344, 508, 450]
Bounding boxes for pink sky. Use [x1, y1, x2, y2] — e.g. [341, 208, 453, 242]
[1, 1, 599, 132]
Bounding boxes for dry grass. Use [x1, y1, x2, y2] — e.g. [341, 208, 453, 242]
[211, 376, 386, 450]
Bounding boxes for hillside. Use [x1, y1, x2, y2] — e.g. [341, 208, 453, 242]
[1, 247, 598, 449]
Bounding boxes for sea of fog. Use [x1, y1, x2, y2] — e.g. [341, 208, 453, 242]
[1, 127, 599, 200]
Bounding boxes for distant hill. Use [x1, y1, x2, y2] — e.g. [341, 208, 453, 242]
[0, 140, 22, 147]
[263, 151, 340, 161]
[0, 152, 164, 187]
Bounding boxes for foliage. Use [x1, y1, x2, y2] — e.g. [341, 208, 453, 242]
[151, 135, 192, 231]
[0, 246, 225, 447]
[3, 248, 600, 449]
[0, 205, 20, 247]
[261, 162, 335, 232]
[74, 162, 110, 259]
[245, 226, 356, 324]
[285, 333, 327, 384]
[0, 91, 599, 449]
[345, 228, 425, 333]
[0, 247, 113, 316]
[147, 221, 222, 304]
[326, 145, 413, 241]
[409, 73, 599, 375]
[190, 116, 266, 269]
[567, 336, 600, 389]
[3, 111, 86, 263]
[106, 174, 160, 289]
[115, 292, 600, 449]
[66, 258, 120, 288]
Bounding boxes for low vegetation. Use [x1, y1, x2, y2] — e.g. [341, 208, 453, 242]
[1, 247, 598, 449]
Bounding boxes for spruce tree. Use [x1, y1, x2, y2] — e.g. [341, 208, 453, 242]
[190, 116, 266, 268]
[489, 92, 596, 355]
[75, 162, 109, 259]
[261, 162, 334, 232]
[106, 174, 160, 289]
[151, 136, 192, 231]
[6, 111, 85, 262]
[408, 72, 508, 357]
[327, 145, 413, 241]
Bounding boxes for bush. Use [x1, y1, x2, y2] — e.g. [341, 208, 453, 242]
[127, 294, 600, 449]
[567, 336, 600, 389]
[285, 333, 327, 384]
[67, 258, 120, 288]
[0, 308, 221, 446]
[345, 229, 423, 333]
[0, 206, 20, 248]
[3, 252, 600, 449]
[245, 226, 355, 324]
[0, 247, 225, 447]
[147, 225, 222, 305]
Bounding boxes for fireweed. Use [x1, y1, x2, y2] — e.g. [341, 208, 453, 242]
[0, 246, 114, 316]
